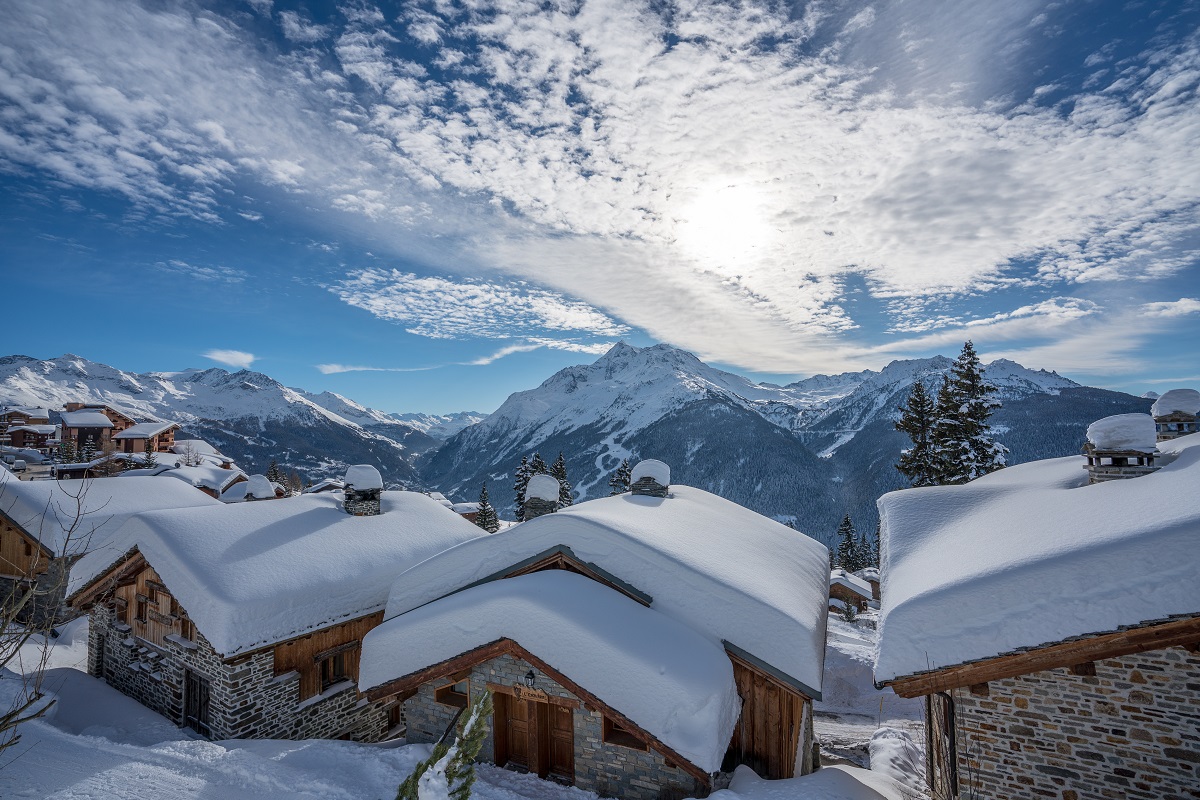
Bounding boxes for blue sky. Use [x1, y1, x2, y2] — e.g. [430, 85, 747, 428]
[1, 0, 1198, 413]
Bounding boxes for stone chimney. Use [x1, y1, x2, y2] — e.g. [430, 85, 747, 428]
[630, 459, 670, 497]
[344, 464, 383, 516]
[1151, 389, 1200, 442]
[1083, 414, 1159, 484]
[523, 474, 560, 521]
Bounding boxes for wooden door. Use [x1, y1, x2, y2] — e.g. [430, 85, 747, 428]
[547, 702, 575, 782]
[494, 693, 574, 784]
[184, 670, 212, 737]
[495, 692, 534, 772]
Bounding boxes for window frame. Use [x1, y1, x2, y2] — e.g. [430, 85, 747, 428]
[602, 715, 648, 751]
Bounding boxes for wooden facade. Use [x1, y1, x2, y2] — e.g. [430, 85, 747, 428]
[111, 562, 199, 649]
[491, 684, 579, 782]
[0, 510, 51, 580]
[272, 611, 384, 701]
[723, 652, 810, 779]
[829, 582, 870, 611]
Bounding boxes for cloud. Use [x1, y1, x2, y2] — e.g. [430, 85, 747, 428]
[315, 338, 616, 373]
[1140, 298, 1200, 318]
[204, 349, 257, 369]
[156, 259, 248, 283]
[278, 11, 328, 43]
[330, 269, 629, 340]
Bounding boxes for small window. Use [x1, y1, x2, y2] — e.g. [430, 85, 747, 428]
[24, 541, 32, 558]
[602, 716, 647, 751]
[135, 597, 147, 623]
[435, 679, 469, 708]
[319, 652, 348, 691]
[179, 618, 195, 641]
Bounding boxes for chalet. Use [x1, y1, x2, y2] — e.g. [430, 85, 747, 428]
[1152, 388, 1200, 441]
[3, 406, 55, 452]
[450, 501, 480, 523]
[0, 474, 218, 625]
[59, 408, 114, 452]
[112, 421, 180, 454]
[303, 478, 345, 494]
[2, 406, 51, 426]
[68, 467, 486, 742]
[219, 474, 282, 502]
[852, 567, 880, 602]
[828, 569, 872, 612]
[874, 427, 1200, 800]
[359, 462, 830, 800]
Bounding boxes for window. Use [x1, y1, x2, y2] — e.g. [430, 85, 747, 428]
[179, 618, 195, 641]
[602, 716, 647, 751]
[135, 596, 147, 623]
[435, 679, 469, 708]
[319, 652, 348, 691]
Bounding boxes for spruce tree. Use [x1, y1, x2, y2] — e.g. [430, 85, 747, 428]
[512, 456, 532, 521]
[550, 452, 573, 508]
[396, 689, 493, 800]
[142, 444, 158, 470]
[59, 439, 77, 464]
[933, 341, 1006, 484]
[608, 458, 632, 495]
[266, 459, 283, 485]
[474, 482, 500, 533]
[834, 515, 857, 570]
[80, 439, 96, 465]
[528, 452, 548, 476]
[895, 380, 939, 487]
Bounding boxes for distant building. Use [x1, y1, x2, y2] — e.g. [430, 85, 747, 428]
[1152, 388, 1200, 442]
[112, 422, 179, 454]
[875, 427, 1200, 800]
[828, 569, 872, 611]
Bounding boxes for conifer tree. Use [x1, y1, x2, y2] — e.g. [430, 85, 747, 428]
[396, 689, 493, 800]
[474, 482, 500, 533]
[834, 515, 857, 570]
[608, 458, 632, 495]
[59, 439, 77, 464]
[528, 452, 548, 476]
[142, 444, 158, 470]
[895, 380, 939, 487]
[550, 452, 572, 508]
[80, 440, 96, 465]
[932, 341, 1006, 484]
[512, 456, 532, 521]
[266, 459, 283, 485]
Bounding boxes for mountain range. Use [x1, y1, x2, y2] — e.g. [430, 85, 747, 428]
[0, 347, 1151, 544]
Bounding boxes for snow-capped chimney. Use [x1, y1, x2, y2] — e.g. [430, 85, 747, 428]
[1151, 388, 1200, 442]
[1082, 414, 1159, 484]
[245, 474, 276, 501]
[630, 459, 670, 497]
[523, 474, 560, 521]
[344, 464, 383, 516]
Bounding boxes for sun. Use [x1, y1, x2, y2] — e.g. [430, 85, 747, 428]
[674, 182, 777, 272]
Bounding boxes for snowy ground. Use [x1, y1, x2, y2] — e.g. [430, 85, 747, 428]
[2, 617, 922, 799]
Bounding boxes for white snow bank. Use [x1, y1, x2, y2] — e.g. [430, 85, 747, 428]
[1152, 388, 1200, 417]
[868, 728, 925, 793]
[68, 492, 486, 657]
[631, 459, 670, 486]
[171, 439, 220, 456]
[876, 432, 1200, 682]
[525, 473, 560, 502]
[361, 571, 739, 772]
[816, 618, 922, 722]
[830, 570, 872, 598]
[344, 464, 383, 490]
[0, 474, 219, 555]
[702, 764, 913, 800]
[383, 486, 829, 698]
[246, 474, 276, 499]
[1085, 413, 1156, 451]
[155, 462, 247, 493]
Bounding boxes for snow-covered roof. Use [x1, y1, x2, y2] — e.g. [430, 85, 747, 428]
[171, 440, 220, 456]
[0, 475, 219, 556]
[631, 459, 670, 486]
[59, 410, 113, 428]
[854, 567, 880, 584]
[360, 570, 739, 772]
[221, 475, 276, 503]
[7, 424, 57, 435]
[381, 485, 830, 696]
[68, 491, 488, 657]
[524, 474, 560, 503]
[1085, 413, 1156, 451]
[113, 422, 177, 439]
[427, 491, 454, 509]
[450, 501, 479, 514]
[303, 478, 344, 494]
[344, 464, 383, 490]
[875, 433, 1200, 683]
[3, 406, 50, 419]
[155, 464, 246, 494]
[1152, 388, 1200, 417]
[830, 569, 872, 598]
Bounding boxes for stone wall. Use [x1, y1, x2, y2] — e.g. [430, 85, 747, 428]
[405, 653, 706, 800]
[89, 605, 391, 742]
[947, 645, 1200, 800]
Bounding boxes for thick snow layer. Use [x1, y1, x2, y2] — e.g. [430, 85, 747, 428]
[1085, 413, 1157, 451]
[155, 463, 247, 493]
[344, 464, 383, 490]
[830, 570, 872, 598]
[245, 474, 276, 499]
[361, 571, 739, 772]
[853, 568, 880, 584]
[631, 459, 670, 486]
[303, 478, 344, 493]
[451, 502, 479, 513]
[383, 486, 829, 696]
[171, 439, 220, 456]
[706, 764, 913, 800]
[68, 492, 486, 657]
[113, 421, 176, 439]
[0, 474, 219, 556]
[59, 410, 114, 428]
[868, 729, 924, 793]
[875, 432, 1200, 682]
[525, 473, 560, 502]
[1152, 388, 1200, 417]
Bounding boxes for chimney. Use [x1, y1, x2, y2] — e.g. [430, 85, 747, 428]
[344, 464, 383, 516]
[1151, 389, 1200, 442]
[523, 474, 560, 521]
[630, 459, 670, 497]
[245, 474, 276, 501]
[1082, 414, 1159, 484]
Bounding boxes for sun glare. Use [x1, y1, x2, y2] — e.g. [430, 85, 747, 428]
[674, 183, 777, 272]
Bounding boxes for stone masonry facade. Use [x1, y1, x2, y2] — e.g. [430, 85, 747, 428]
[948, 645, 1200, 800]
[405, 653, 706, 800]
[88, 604, 392, 742]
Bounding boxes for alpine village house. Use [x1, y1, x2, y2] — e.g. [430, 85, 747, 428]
[875, 414, 1200, 800]
[358, 461, 832, 800]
